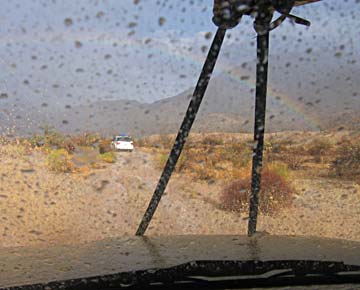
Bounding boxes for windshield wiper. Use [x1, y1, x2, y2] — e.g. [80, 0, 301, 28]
[6, 260, 360, 290]
[136, 0, 315, 238]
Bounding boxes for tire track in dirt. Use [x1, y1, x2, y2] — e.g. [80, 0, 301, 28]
[106, 150, 186, 235]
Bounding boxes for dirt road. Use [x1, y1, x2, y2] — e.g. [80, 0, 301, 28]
[1, 148, 359, 248]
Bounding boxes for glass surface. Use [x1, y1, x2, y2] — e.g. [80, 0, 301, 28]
[0, 0, 359, 249]
[115, 136, 133, 142]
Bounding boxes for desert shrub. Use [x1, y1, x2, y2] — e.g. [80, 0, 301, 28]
[263, 140, 284, 164]
[154, 151, 189, 172]
[220, 169, 293, 215]
[29, 134, 46, 147]
[283, 143, 303, 154]
[223, 143, 252, 168]
[265, 139, 288, 154]
[264, 140, 274, 153]
[71, 133, 100, 147]
[62, 140, 76, 153]
[307, 138, 332, 163]
[267, 143, 305, 170]
[266, 162, 290, 180]
[30, 127, 68, 152]
[330, 141, 360, 183]
[99, 151, 117, 163]
[99, 139, 112, 154]
[137, 137, 153, 148]
[45, 130, 65, 148]
[155, 152, 168, 169]
[176, 152, 190, 172]
[158, 134, 174, 149]
[134, 138, 145, 147]
[202, 136, 223, 146]
[47, 149, 74, 172]
[185, 134, 197, 148]
[193, 163, 217, 181]
[282, 153, 303, 170]
[0, 136, 10, 145]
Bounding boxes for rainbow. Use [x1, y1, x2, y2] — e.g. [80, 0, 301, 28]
[1, 31, 321, 130]
[221, 67, 322, 131]
[131, 35, 322, 131]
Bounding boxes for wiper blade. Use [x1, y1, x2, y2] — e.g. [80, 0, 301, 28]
[5, 260, 360, 290]
[181, 270, 360, 290]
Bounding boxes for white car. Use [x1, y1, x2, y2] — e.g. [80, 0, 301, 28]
[111, 136, 134, 152]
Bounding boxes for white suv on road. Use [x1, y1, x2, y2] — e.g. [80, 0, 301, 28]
[111, 135, 134, 152]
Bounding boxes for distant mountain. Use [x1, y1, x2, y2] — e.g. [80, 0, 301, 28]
[1, 64, 359, 137]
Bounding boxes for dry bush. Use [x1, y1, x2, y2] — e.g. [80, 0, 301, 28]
[158, 134, 175, 149]
[62, 140, 76, 154]
[330, 140, 360, 183]
[152, 137, 253, 182]
[306, 138, 333, 163]
[185, 134, 197, 148]
[70, 133, 100, 147]
[265, 162, 290, 180]
[134, 138, 145, 147]
[202, 135, 224, 146]
[99, 151, 117, 163]
[30, 128, 77, 154]
[267, 144, 305, 170]
[191, 156, 218, 181]
[29, 134, 46, 148]
[264, 139, 300, 166]
[44, 130, 66, 148]
[136, 137, 153, 148]
[281, 153, 304, 170]
[154, 152, 168, 170]
[192, 164, 216, 181]
[98, 139, 113, 154]
[220, 168, 293, 215]
[265, 139, 289, 154]
[0, 135, 9, 145]
[222, 142, 252, 168]
[141, 135, 174, 149]
[285, 144, 305, 155]
[154, 150, 189, 173]
[47, 149, 74, 172]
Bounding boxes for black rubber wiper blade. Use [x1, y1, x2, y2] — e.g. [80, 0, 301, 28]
[186, 269, 360, 282]
[4, 260, 360, 290]
[179, 271, 360, 290]
[138, 260, 360, 280]
[135, 260, 360, 289]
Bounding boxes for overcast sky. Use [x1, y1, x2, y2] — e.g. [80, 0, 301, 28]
[0, 0, 359, 109]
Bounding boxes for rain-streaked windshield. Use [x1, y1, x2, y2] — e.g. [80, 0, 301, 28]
[115, 136, 132, 142]
[0, 0, 359, 249]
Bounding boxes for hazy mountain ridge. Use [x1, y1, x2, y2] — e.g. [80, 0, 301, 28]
[1, 64, 358, 137]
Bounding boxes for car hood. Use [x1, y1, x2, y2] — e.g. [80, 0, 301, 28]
[1, 235, 359, 288]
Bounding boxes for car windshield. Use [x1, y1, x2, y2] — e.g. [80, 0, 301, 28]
[116, 136, 132, 142]
[0, 0, 359, 275]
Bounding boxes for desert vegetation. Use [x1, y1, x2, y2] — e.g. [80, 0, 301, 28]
[137, 131, 360, 185]
[136, 131, 360, 215]
[0, 130, 359, 248]
[3, 129, 359, 186]
[330, 140, 360, 183]
[24, 128, 117, 172]
[220, 168, 293, 215]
